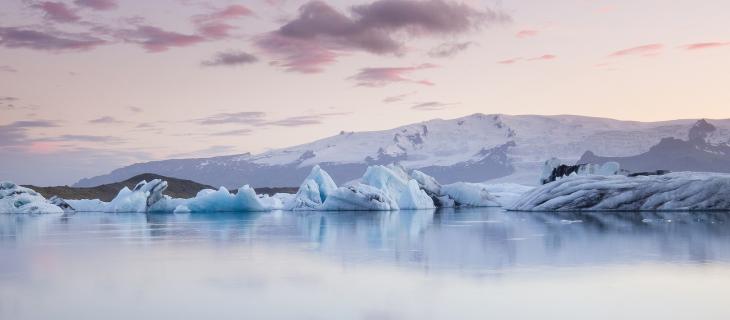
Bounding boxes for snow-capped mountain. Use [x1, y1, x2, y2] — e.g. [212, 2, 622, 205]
[74, 114, 730, 188]
[579, 119, 730, 173]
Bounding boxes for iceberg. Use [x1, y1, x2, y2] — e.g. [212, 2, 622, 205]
[285, 165, 338, 210]
[0, 181, 63, 214]
[159, 185, 282, 213]
[322, 183, 399, 211]
[440, 182, 500, 207]
[360, 165, 434, 210]
[510, 172, 730, 211]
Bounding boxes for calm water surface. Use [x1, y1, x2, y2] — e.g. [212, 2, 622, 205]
[2, 208, 730, 319]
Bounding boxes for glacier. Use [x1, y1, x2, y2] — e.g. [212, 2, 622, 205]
[0, 181, 63, 214]
[510, 172, 730, 211]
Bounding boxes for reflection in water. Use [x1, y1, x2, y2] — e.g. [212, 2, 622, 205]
[2, 209, 730, 319]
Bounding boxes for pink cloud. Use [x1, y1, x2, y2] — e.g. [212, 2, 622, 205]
[498, 54, 556, 64]
[256, 33, 340, 73]
[35, 2, 80, 23]
[609, 43, 663, 57]
[528, 54, 556, 61]
[192, 5, 255, 39]
[682, 42, 730, 51]
[516, 29, 538, 38]
[349, 63, 437, 87]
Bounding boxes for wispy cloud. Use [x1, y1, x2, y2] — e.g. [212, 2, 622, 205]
[0, 27, 107, 51]
[350, 64, 437, 87]
[382, 92, 415, 103]
[0, 65, 18, 73]
[498, 54, 557, 64]
[411, 101, 456, 111]
[202, 50, 258, 67]
[515, 29, 538, 38]
[89, 116, 123, 124]
[74, 0, 118, 11]
[609, 43, 663, 57]
[0, 120, 59, 146]
[428, 41, 474, 58]
[195, 112, 267, 125]
[681, 42, 730, 51]
[211, 128, 253, 136]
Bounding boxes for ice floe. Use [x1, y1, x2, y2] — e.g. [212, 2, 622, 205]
[0, 181, 63, 214]
[510, 172, 730, 211]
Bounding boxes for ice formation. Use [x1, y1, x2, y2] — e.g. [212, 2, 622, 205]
[0, 181, 63, 214]
[510, 172, 730, 211]
[164, 186, 282, 213]
[540, 158, 621, 184]
[359, 165, 435, 210]
[285, 165, 338, 210]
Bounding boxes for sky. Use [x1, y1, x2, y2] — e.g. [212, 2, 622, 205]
[1, 0, 729, 186]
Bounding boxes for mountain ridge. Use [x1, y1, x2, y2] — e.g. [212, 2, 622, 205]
[74, 113, 730, 188]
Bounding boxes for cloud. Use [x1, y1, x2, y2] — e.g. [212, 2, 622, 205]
[195, 111, 349, 128]
[382, 92, 415, 103]
[0, 96, 19, 102]
[119, 25, 205, 52]
[0, 120, 58, 146]
[497, 54, 557, 64]
[192, 4, 255, 38]
[0, 27, 107, 51]
[128, 106, 142, 113]
[256, 0, 509, 72]
[47, 134, 125, 143]
[202, 50, 258, 66]
[428, 41, 474, 58]
[515, 29, 538, 38]
[609, 43, 663, 57]
[211, 128, 253, 136]
[681, 42, 730, 51]
[411, 101, 455, 111]
[89, 116, 122, 124]
[34, 2, 81, 23]
[0, 65, 18, 73]
[74, 0, 118, 11]
[349, 63, 437, 87]
[527, 54, 556, 61]
[195, 111, 267, 125]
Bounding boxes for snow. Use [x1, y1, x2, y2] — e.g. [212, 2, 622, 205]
[509, 172, 730, 211]
[0, 181, 63, 214]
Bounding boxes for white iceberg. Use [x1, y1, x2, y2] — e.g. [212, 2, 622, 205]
[322, 183, 399, 211]
[160, 185, 281, 213]
[285, 165, 338, 210]
[510, 172, 730, 211]
[360, 165, 434, 210]
[0, 181, 63, 214]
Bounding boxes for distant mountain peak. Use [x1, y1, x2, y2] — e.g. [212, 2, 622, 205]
[689, 119, 716, 143]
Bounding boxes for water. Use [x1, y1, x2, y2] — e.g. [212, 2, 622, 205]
[2, 208, 730, 319]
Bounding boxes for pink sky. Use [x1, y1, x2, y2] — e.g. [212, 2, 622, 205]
[1, 0, 729, 185]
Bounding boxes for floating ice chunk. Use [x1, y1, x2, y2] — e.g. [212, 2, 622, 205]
[104, 179, 168, 213]
[440, 182, 500, 207]
[540, 158, 621, 184]
[285, 165, 338, 210]
[48, 196, 75, 212]
[168, 185, 280, 213]
[322, 184, 398, 211]
[0, 181, 63, 214]
[361, 165, 434, 209]
[510, 172, 730, 211]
